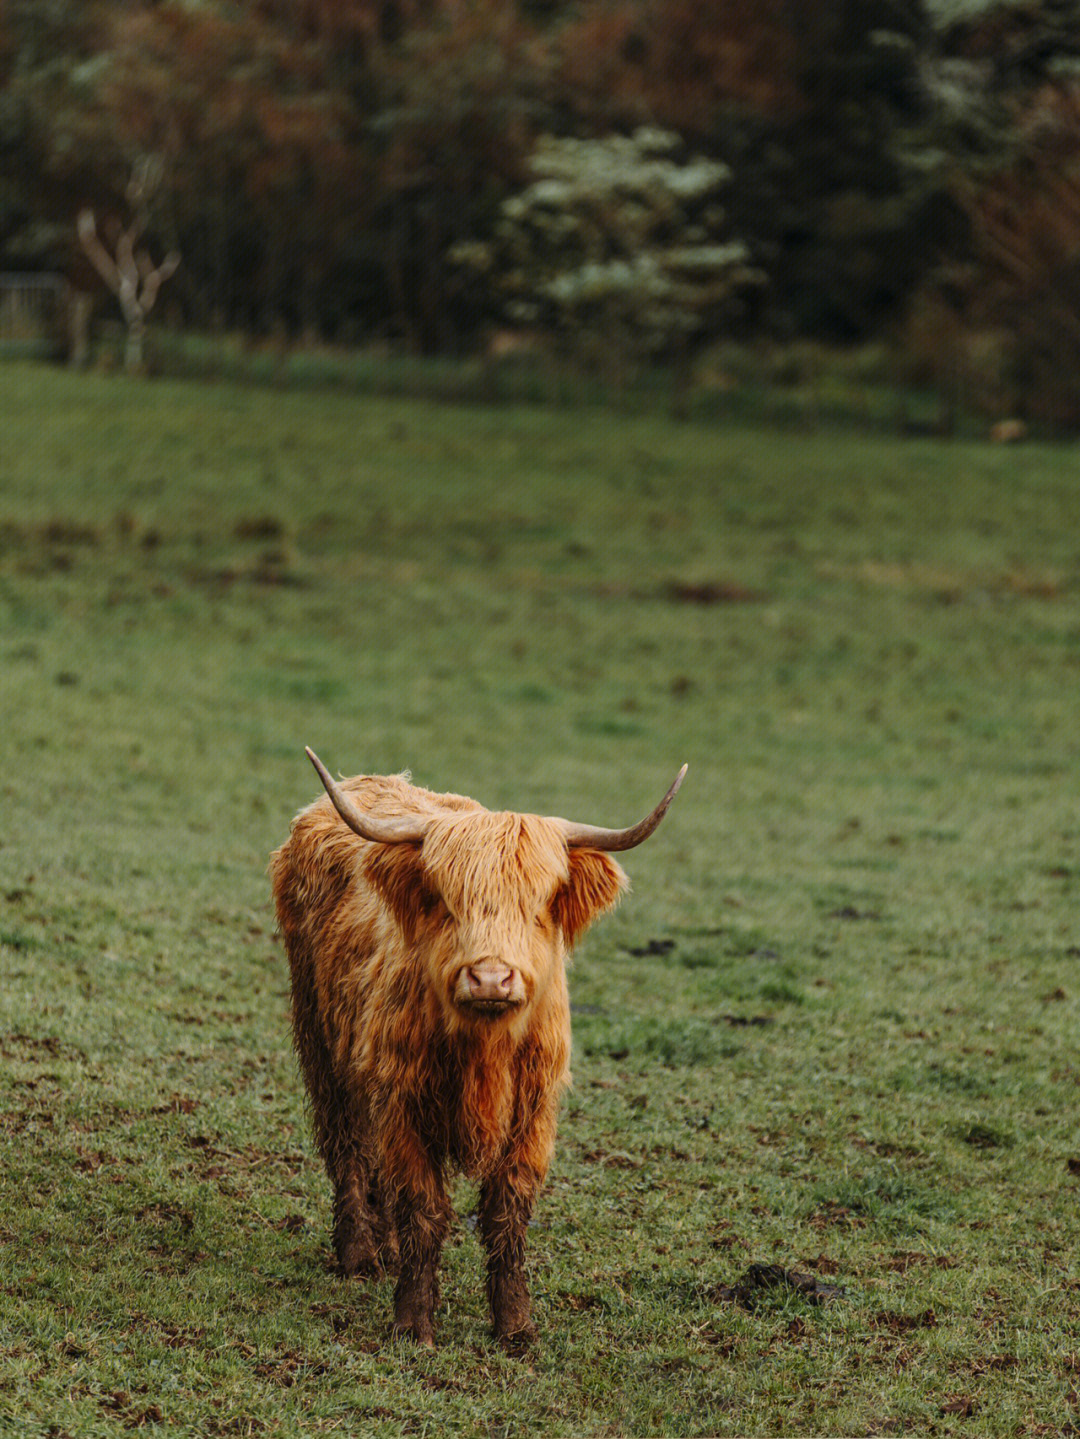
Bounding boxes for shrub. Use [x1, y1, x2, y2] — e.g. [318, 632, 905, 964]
[451, 127, 764, 364]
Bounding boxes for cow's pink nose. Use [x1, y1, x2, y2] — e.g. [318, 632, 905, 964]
[466, 964, 515, 1002]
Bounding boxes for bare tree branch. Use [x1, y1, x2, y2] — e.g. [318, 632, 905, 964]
[77, 210, 121, 292]
[76, 161, 181, 371]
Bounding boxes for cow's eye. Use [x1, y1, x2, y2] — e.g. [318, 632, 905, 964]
[421, 888, 447, 920]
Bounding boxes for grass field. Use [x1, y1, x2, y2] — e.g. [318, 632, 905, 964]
[1, 358, 1078, 1437]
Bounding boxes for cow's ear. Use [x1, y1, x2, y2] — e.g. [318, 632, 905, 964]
[364, 844, 441, 942]
[553, 849, 628, 950]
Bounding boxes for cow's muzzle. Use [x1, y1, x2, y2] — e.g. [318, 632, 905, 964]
[455, 961, 526, 1015]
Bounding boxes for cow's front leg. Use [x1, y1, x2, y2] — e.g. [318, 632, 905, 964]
[389, 1170, 451, 1345]
[333, 1161, 377, 1278]
[333, 1156, 397, 1279]
[479, 1167, 540, 1350]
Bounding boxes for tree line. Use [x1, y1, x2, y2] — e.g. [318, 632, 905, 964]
[3, 0, 1080, 421]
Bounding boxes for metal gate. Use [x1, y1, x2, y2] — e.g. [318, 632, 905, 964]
[0, 273, 70, 358]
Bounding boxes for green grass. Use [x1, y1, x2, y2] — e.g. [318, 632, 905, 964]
[1, 358, 1078, 1436]
[112, 326, 965, 438]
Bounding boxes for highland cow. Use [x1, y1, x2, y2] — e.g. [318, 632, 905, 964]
[271, 748, 686, 1348]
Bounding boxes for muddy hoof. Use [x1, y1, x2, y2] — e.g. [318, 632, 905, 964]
[391, 1320, 435, 1347]
[495, 1322, 536, 1357]
[336, 1242, 383, 1280]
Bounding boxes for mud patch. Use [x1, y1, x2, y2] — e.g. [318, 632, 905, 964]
[0, 1032, 86, 1063]
[234, 515, 286, 541]
[714, 1262, 847, 1308]
[664, 580, 767, 604]
[868, 1308, 938, 1334]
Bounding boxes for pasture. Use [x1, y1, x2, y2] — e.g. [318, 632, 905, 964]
[1, 358, 1078, 1436]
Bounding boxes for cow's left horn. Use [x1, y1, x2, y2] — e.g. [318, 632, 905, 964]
[556, 764, 688, 852]
[306, 748, 429, 844]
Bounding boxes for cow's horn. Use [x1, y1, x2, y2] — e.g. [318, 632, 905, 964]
[306, 748, 429, 844]
[556, 764, 688, 852]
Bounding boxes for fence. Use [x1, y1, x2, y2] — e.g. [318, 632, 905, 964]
[0, 273, 71, 359]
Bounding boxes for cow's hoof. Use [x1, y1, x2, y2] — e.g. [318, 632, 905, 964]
[377, 1245, 401, 1279]
[341, 1259, 382, 1281]
[391, 1320, 435, 1347]
[495, 1322, 536, 1357]
[336, 1243, 382, 1281]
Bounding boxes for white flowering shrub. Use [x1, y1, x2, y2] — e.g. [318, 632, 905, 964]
[452, 127, 764, 357]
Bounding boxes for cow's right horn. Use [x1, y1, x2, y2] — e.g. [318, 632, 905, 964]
[555, 763, 687, 851]
[306, 747, 429, 843]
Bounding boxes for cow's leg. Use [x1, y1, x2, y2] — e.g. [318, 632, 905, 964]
[379, 1113, 452, 1344]
[370, 1171, 400, 1276]
[289, 970, 388, 1277]
[391, 1182, 452, 1345]
[331, 1147, 392, 1278]
[478, 1166, 541, 1350]
[321, 1124, 392, 1279]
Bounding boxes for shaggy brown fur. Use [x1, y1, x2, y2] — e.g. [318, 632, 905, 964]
[270, 773, 627, 1347]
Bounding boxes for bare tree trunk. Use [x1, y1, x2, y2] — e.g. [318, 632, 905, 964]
[68, 293, 92, 369]
[77, 159, 180, 375]
[123, 315, 146, 373]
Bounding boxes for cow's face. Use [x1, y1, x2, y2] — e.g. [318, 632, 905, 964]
[366, 813, 627, 1031]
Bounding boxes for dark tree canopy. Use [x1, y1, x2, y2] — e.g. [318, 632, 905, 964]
[2, 0, 1080, 415]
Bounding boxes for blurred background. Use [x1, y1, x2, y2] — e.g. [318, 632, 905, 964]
[4, 0, 1080, 429]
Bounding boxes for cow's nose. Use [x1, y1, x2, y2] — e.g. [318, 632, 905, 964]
[466, 963, 515, 1002]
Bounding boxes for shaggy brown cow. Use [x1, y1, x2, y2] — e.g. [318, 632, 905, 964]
[271, 749, 686, 1348]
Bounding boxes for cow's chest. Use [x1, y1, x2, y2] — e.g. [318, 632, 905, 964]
[438, 1046, 519, 1175]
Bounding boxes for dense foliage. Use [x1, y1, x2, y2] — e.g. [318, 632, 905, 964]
[3, 0, 1080, 415]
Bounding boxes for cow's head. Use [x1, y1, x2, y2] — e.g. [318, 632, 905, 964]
[305, 749, 686, 1035]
